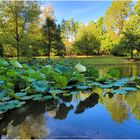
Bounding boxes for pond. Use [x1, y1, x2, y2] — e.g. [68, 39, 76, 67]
[0, 64, 140, 139]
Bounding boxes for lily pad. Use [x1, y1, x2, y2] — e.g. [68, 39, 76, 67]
[121, 87, 137, 91]
[31, 81, 49, 92]
[1, 96, 11, 101]
[100, 84, 113, 89]
[43, 96, 53, 100]
[32, 94, 43, 101]
[113, 78, 129, 87]
[111, 89, 128, 94]
[15, 92, 27, 97]
[20, 95, 33, 100]
[76, 85, 91, 90]
[0, 91, 7, 98]
[69, 91, 80, 95]
[48, 89, 63, 94]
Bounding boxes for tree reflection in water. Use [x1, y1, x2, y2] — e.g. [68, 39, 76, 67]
[1, 89, 140, 139]
[75, 93, 99, 114]
[104, 95, 129, 123]
[6, 114, 46, 139]
[54, 103, 73, 120]
[0, 101, 57, 139]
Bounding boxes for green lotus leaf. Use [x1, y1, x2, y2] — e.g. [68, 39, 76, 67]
[121, 87, 137, 91]
[10, 59, 22, 68]
[111, 89, 128, 94]
[75, 63, 86, 72]
[0, 59, 9, 67]
[15, 92, 27, 97]
[31, 81, 49, 92]
[69, 91, 80, 95]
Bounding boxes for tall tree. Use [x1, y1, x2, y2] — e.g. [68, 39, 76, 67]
[61, 18, 79, 55]
[95, 16, 105, 54]
[105, 1, 133, 38]
[0, 1, 40, 60]
[74, 21, 100, 55]
[55, 24, 65, 57]
[119, 1, 140, 59]
[42, 6, 56, 60]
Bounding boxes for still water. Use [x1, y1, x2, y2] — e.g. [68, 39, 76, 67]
[0, 64, 140, 139]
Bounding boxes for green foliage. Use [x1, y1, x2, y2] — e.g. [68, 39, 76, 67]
[0, 1, 41, 60]
[74, 22, 100, 55]
[105, 1, 132, 37]
[42, 15, 56, 59]
[0, 58, 139, 114]
[86, 66, 99, 79]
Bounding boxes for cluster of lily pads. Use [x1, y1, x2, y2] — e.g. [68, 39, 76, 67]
[0, 58, 140, 114]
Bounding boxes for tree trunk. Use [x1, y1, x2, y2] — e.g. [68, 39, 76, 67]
[17, 41, 20, 61]
[15, 9, 20, 61]
[0, 43, 4, 57]
[48, 35, 51, 60]
[48, 45, 51, 60]
[130, 49, 133, 59]
[47, 27, 51, 60]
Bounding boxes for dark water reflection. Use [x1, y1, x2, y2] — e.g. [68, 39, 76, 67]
[0, 65, 140, 139]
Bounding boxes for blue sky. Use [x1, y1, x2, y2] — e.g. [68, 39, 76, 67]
[40, 1, 112, 24]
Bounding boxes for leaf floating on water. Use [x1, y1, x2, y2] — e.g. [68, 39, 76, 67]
[49, 89, 63, 94]
[121, 87, 137, 91]
[16, 101, 26, 108]
[43, 96, 53, 100]
[69, 91, 80, 95]
[99, 84, 113, 89]
[1, 96, 11, 101]
[32, 94, 43, 101]
[76, 85, 91, 90]
[111, 86, 137, 94]
[111, 89, 128, 94]
[92, 82, 102, 86]
[113, 78, 129, 87]
[20, 95, 33, 100]
[15, 92, 27, 97]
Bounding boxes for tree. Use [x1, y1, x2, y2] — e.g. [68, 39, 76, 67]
[42, 6, 56, 60]
[0, 1, 40, 60]
[55, 24, 65, 57]
[61, 18, 79, 55]
[118, 1, 140, 59]
[105, 1, 133, 38]
[74, 21, 100, 55]
[120, 31, 139, 59]
[95, 17, 105, 54]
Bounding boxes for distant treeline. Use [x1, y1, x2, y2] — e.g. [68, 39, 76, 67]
[0, 1, 139, 60]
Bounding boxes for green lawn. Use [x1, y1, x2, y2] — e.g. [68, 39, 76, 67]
[52, 55, 140, 65]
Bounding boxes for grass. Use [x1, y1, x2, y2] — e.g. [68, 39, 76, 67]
[10, 55, 140, 66]
[52, 55, 140, 65]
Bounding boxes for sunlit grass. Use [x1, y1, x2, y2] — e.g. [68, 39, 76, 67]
[51, 55, 140, 65]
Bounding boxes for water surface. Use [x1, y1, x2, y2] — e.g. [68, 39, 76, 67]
[0, 64, 140, 139]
